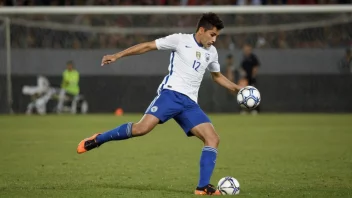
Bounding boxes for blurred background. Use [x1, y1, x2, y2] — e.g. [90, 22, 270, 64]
[0, 1, 352, 115]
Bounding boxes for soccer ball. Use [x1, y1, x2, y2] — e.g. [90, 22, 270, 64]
[217, 176, 240, 195]
[237, 86, 261, 110]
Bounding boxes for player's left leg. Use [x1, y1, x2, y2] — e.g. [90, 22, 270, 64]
[173, 102, 220, 195]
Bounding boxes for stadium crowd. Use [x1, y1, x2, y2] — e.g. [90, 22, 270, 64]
[0, 0, 351, 49]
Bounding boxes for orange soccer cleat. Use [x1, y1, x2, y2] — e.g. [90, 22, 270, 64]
[194, 184, 221, 195]
[76, 133, 101, 154]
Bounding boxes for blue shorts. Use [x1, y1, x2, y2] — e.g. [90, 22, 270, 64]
[145, 89, 211, 136]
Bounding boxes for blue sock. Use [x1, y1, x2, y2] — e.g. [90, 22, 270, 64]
[198, 146, 218, 188]
[96, 122, 133, 144]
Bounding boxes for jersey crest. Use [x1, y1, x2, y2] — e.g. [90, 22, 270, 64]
[196, 51, 201, 60]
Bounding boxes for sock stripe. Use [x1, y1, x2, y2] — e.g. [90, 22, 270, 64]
[203, 147, 217, 151]
[204, 146, 217, 149]
[126, 122, 132, 138]
[202, 148, 217, 154]
[202, 146, 218, 154]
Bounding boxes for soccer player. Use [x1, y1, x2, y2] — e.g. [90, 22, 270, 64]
[77, 13, 242, 195]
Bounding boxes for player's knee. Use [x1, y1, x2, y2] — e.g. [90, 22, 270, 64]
[132, 123, 152, 137]
[204, 133, 220, 148]
[213, 134, 220, 147]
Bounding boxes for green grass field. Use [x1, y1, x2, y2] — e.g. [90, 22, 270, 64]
[0, 114, 351, 198]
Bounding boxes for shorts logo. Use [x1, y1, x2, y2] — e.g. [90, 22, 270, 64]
[151, 106, 158, 113]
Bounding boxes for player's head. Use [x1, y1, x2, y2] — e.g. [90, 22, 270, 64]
[66, 61, 74, 71]
[243, 44, 252, 56]
[196, 12, 224, 48]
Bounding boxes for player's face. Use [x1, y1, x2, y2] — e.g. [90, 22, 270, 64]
[200, 27, 220, 48]
[243, 45, 252, 56]
[67, 64, 73, 71]
[226, 57, 233, 65]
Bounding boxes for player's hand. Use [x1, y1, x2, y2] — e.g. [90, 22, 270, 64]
[238, 86, 245, 91]
[101, 54, 118, 66]
[235, 84, 245, 91]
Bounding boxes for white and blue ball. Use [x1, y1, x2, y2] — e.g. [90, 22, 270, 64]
[217, 176, 240, 195]
[237, 86, 261, 110]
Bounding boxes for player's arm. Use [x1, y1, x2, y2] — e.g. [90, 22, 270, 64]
[252, 54, 260, 78]
[61, 72, 69, 88]
[101, 34, 180, 66]
[208, 50, 242, 92]
[211, 72, 242, 93]
[101, 41, 157, 66]
[252, 66, 258, 78]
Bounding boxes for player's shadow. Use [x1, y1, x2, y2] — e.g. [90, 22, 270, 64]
[96, 183, 190, 194]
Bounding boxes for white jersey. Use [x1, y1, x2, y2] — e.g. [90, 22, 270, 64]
[155, 33, 220, 103]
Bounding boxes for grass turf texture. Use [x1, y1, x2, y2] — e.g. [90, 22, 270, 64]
[0, 114, 351, 198]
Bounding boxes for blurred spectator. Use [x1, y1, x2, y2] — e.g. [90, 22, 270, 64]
[256, 34, 268, 48]
[57, 61, 80, 114]
[277, 31, 289, 48]
[225, 54, 235, 84]
[241, 44, 260, 87]
[224, 54, 245, 98]
[240, 43, 261, 114]
[338, 48, 352, 74]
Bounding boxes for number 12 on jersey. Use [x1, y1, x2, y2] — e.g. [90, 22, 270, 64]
[192, 60, 201, 72]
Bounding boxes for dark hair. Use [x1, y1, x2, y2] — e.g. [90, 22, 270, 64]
[66, 60, 74, 65]
[243, 43, 252, 48]
[196, 12, 224, 32]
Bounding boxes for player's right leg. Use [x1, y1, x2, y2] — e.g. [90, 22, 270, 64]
[76, 114, 159, 154]
[77, 89, 181, 154]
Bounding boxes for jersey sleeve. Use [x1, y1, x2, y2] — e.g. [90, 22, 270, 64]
[207, 50, 221, 72]
[155, 33, 181, 51]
